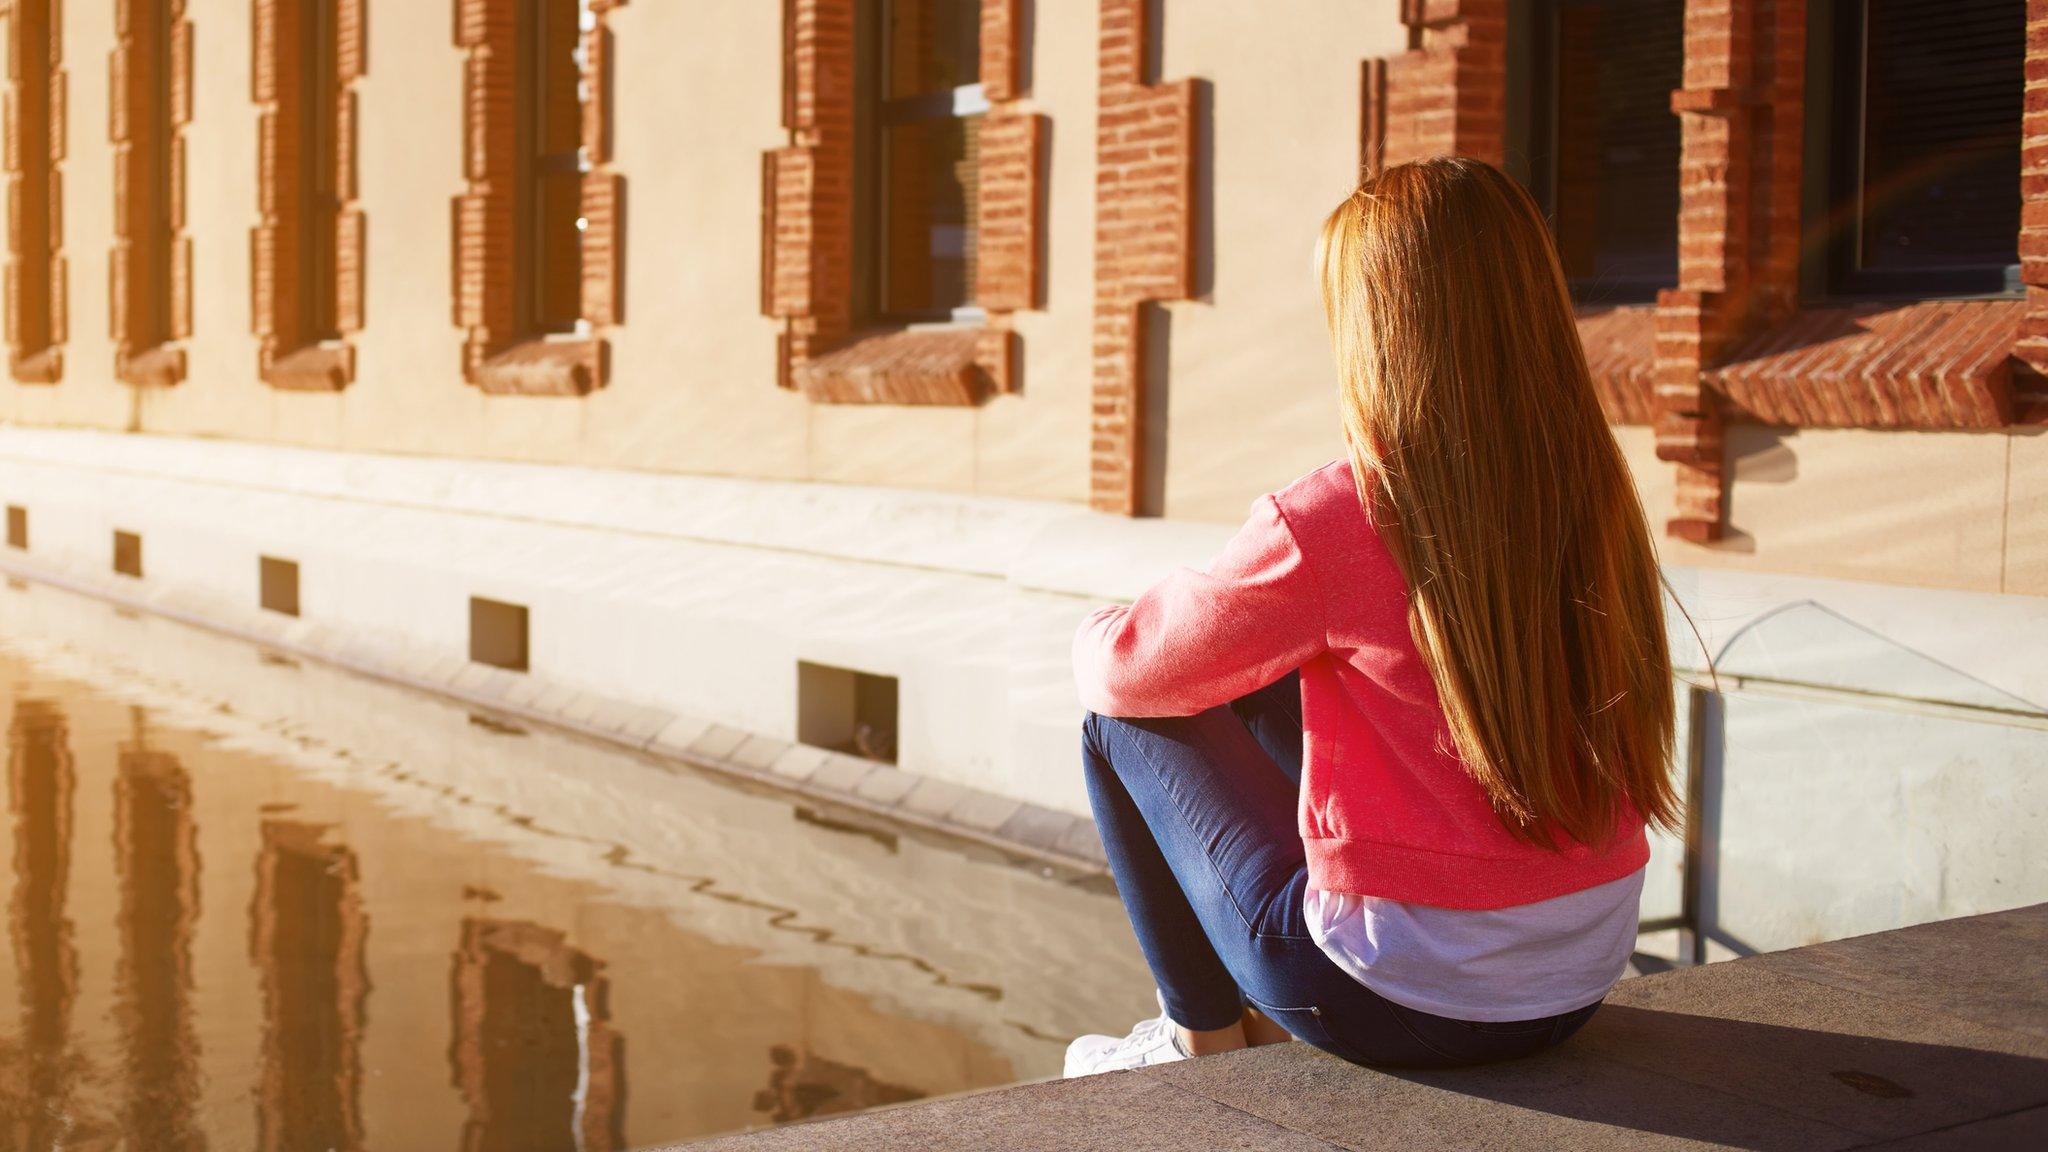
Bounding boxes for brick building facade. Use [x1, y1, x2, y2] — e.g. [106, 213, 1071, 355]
[0, 1, 2040, 966]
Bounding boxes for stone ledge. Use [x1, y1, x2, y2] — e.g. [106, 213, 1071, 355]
[681, 904, 2048, 1150]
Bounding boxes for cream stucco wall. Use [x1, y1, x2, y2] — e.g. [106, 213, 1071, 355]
[0, 1, 1402, 506]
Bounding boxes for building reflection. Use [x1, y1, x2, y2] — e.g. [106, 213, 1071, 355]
[751, 1045, 922, 1124]
[113, 712, 206, 1151]
[449, 919, 625, 1152]
[2, 698, 103, 1148]
[250, 820, 369, 1152]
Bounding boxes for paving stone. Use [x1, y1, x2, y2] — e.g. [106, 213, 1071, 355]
[449, 662, 496, 693]
[1154, 1037, 1863, 1152]
[559, 691, 607, 725]
[647, 715, 711, 755]
[503, 672, 549, 708]
[1588, 954, 2048, 1142]
[766, 743, 831, 783]
[945, 790, 1024, 834]
[896, 776, 974, 821]
[674, 1066, 1339, 1152]
[809, 752, 877, 794]
[581, 696, 636, 732]
[852, 763, 918, 806]
[687, 724, 749, 761]
[1052, 815, 1107, 866]
[606, 702, 676, 745]
[995, 804, 1072, 856]
[420, 654, 467, 686]
[1748, 904, 2048, 1042]
[529, 681, 580, 716]
[729, 735, 792, 772]
[1852, 1103, 2048, 1150]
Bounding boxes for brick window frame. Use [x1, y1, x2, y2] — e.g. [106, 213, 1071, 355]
[108, 0, 192, 388]
[762, 0, 1043, 407]
[451, 0, 627, 397]
[4, 0, 67, 384]
[251, 0, 367, 392]
[1360, 0, 2040, 543]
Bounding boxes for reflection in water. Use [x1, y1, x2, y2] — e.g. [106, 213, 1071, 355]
[251, 821, 369, 1152]
[114, 714, 207, 1151]
[1, 698, 105, 1149]
[0, 582, 1157, 1147]
[752, 1045, 922, 1124]
[450, 920, 626, 1152]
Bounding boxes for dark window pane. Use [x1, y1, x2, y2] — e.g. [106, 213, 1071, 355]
[518, 0, 584, 334]
[1550, 0, 1683, 301]
[885, 0, 980, 100]
[1857, 0, 2022, 277]
[880, 114, 979, 316]
[299, 0, 342, 343]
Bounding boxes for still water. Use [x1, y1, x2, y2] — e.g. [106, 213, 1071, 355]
[0, 578, 1154, 1149]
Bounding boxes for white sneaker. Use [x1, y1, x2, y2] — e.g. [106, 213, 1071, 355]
[1062, 1010, 1190, 1077]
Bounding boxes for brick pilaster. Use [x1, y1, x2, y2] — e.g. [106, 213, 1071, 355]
[2018, 0, 2048, 379]
[1089, 0, 1195, 515]
[1362, 0, 1507, 177]
[1653, 0, 1804, 542]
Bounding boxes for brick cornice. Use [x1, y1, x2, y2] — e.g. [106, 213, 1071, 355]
[763, 0, 1037, 407]
[451, 0, 626, 396]
[1088, 0, 1196, 515]
[4, 0, 67, 384]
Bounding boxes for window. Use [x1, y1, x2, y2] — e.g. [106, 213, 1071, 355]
[1809, 0, 2024, 298]
[109, 0, 191, 386]
[110, 0, 192, 385]
[1515, 0, 1684, 304]
[452, 0, 624, 395]
[253, 0, 365, 389]
[857, 0, 983, 323]
[762, 0, 1036, 405]
[4, 0, 66, 383]
[521, 0, 584, 335]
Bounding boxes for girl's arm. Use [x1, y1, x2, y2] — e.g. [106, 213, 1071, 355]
[1073, 494, 1328, 718]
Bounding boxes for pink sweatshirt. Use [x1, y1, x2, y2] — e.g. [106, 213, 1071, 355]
[1073, 460, 1648, 910]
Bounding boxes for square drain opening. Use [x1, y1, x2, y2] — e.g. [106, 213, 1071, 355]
[5, 505, 24, 550]
[469, 597, 529, 672]
[112, 530, 143, 578]
[260, 556, 300, 616]
[797, 661, 898, 763]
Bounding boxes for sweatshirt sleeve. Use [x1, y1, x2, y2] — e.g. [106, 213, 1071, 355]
[1072, 494, 1328, 718]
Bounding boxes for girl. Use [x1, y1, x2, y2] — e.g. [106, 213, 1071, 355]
[1066, 157, 1679, 1075]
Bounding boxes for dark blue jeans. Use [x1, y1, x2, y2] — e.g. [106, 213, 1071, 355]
[1081, 672, 1600, 1068]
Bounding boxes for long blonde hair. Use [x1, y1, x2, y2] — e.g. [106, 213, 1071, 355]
[1316, 156, 1679, 849]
